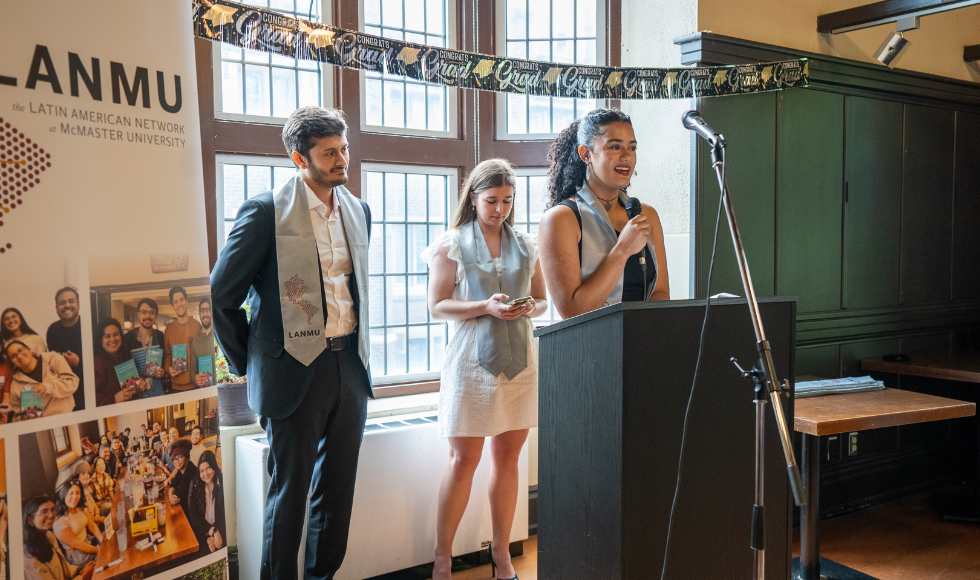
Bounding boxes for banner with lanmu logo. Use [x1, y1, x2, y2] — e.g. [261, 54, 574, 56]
[1, 2, 228, 579]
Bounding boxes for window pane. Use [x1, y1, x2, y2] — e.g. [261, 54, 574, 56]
[578, 0, 597, 36]
[408, 325, 428, 371]
[405, 31, 426, 44]
[405, 83, 427, 130]
[425, 0, 444, 35]
[386, 224, 406, 273]
[408, 225, 429, 272]
[528, 96, 551, 133]
[408, 276, 428, 323]
[273, 167, 294, 190]
[370, 276, 385, 325]
[370, 328, 386, 372]
[577, 39, 596, 65]
[244, 65, 270, 116]
[514, 176, 528, 224]
[271, 68, 297, 118]
[382, 0, 403, 28]
[528, 0, 550, 40]
[298, 70, 320, 108]
[247, 165, 272, 196]
[366, 171, 385, 218]
[507, 41, 527, 59]
[430, 324, 446, 369]
[428, 175, 446, 221]
[405, 0, 425, 31]
[508, 94, 527, 134]
[552, 97, 574, 135]
[365, 78, 384, 126]
[383, 81, 405, 128]
[221, 62, 243, 114]
[386, 327, 407, 375]
[243, 48, 269, 64]
[223, 165, 245, 219]
[385, 173, 406, 221]
[507, 0, 526, 40]
[528, 40, 551, 61]
[553, 0, 574, 38]
[386, 276, 406, 324]
[426, 86, 445, 131]
[407, 175, 427, 221]
[553, 40, 574, 64]
[365, 0, 382, 24]
[529, 176, 548, 222]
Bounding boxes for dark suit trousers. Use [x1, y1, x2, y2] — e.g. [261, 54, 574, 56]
[260, 347, 369, 580]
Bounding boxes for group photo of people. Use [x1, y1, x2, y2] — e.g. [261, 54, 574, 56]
[0, 287, 87, 421]
[87, 275, 217, 408]
[19, 397, 223, 580]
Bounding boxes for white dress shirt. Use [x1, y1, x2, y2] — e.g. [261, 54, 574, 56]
[304, 180, 357, 338]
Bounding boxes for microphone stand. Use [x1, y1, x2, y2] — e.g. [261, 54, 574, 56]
[707, 139, 806, 580]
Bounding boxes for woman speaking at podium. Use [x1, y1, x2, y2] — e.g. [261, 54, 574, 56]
[422, 159, 547, 580]
[538, 108, 670, 317]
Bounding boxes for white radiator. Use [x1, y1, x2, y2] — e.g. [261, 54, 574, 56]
[235, 411, 529, 580]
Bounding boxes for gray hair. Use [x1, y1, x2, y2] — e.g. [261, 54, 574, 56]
[282, 106, 348, 162]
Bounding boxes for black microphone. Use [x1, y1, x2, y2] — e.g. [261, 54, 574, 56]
[681, 110, 725, 147]
[625, 197, 646, 268]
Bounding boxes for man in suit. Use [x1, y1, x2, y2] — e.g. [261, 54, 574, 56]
[210, 106, 372, 580]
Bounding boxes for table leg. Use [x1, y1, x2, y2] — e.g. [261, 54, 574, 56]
[799, 433, 821, 580]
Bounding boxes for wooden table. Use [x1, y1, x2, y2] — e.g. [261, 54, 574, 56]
[794, 387, 975, 580]
[862, 350, 980, 524]
[92, 468, 199, 580]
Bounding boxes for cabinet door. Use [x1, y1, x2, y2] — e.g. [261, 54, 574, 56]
[843, 96, 903, 310]
[695, 92, 776, 298]
[953, 111, 980, 301]
[901, 104, 954, 305]
[776, 89, 844, 314]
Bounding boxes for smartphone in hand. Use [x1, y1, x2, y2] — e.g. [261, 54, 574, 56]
[506, 296, 533, 307]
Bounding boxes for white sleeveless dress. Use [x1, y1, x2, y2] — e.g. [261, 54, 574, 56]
[421, 228, 539, 437]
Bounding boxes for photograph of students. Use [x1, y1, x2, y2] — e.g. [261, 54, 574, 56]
[69, 463, 105, 525]
[161, 427, 180, 472]
[92, 318, 149, 407]
[1, 308, 47, 355]
[185, 449, 225, 557]
[537, 108, 670, 319]
[97, 446, 118, 480]
[4, 341, 78, 419]
[421, 158, 548, 580]
[188, 426, 206, 467]
[45, 288, 85, 413]
[87, 457, 114, 514]
[119, 428, 130, 451]
[120, 298, 166, 399]
[22, 496, 95, 580]
[149, 421, 164, 450]
[163, 286, 201, 392]
[52, 481, 104, 567]
[188, 298, 215, 388]
[165, 439, 196, 507]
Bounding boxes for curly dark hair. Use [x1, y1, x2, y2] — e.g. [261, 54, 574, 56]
[55, 480, 89, 518]
[546, 107, 633, 207]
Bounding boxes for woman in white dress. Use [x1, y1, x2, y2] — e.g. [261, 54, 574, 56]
[422, 158, 547, 580]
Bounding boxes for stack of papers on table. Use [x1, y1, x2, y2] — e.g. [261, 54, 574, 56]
[795, 376, 886, 398]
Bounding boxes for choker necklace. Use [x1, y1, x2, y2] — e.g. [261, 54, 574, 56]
[594, 192, 618, 211]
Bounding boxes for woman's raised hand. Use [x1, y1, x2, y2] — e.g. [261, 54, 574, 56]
[617, 211, 650, 256]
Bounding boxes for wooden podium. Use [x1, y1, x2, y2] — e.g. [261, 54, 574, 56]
[533, 297, 796, 580]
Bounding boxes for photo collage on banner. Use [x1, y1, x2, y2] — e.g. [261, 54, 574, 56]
[0, 1, 227, 579]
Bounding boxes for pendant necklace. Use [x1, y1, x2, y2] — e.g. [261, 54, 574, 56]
[595, 193, 617, 211]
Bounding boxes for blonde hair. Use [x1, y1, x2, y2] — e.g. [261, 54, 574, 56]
[451, 158, 517, 229]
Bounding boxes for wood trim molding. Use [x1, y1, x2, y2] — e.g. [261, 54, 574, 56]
[796, 301, 980, 347]
[817, 0, 980, 34]
[372, 379, 440, 398]
[673, 32, 980, 110]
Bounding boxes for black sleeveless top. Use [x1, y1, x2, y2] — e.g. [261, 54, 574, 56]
[617, 231, 656, 302]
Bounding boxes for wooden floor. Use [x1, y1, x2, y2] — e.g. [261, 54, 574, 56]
[435, 496, 980, 579]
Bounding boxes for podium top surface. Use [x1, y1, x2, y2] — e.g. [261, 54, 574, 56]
[532, 295, 797, 337]
[793, 388, 975, 436]
[861, 349, 980, 384]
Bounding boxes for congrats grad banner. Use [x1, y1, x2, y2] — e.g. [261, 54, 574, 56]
[194, 0, 809, 100]
[1, 2, 227, 579]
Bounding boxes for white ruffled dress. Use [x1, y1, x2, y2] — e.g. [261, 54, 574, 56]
[421, 227, 539, 438]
